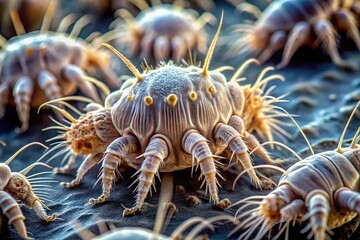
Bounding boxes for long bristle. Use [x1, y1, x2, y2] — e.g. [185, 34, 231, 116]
[20, 163, 52, 176]
[230, 58, 260, 82]
[337, 101, 360, 152]
[10, 10, 26, 35]
[45, 104, 77, 123]
[202, 11, 223, 76]
[102, 43, 143, 81]
[40, 0, 58, 33]
[5, 142, 48, 165]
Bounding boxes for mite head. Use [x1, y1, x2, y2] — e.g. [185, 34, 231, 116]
[41, 100, 120, 157]
[4, 172, 32, 201]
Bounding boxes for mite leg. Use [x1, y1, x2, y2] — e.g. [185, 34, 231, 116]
[171, 36, 187, 62]
[334, 187, 360, 213]
[228, 115, 276, 164]
[277, 22, 311, 69]
[280, 199, 306, 222]
[332, 9, 360, 49]
[258, 31, 287, 64]
[0, 83, 9, 118]
[215, 123, 268, 189]
[37, 70, 62, 101]
[313, 19, 348, 68]
[183, 130, 231, 210]
[302, 190, 332, 240]
[0, 191, 28, 239]
[123, 135, 169, 216]
[87, 135, 140, 205]
[62, 64, 101, 103]
[154, 36, 170, 62]
[13, 76, 34, 133]
[139, 32, 155, 60]
[53, 154, 77, 174]
[61, 153, 103, 188]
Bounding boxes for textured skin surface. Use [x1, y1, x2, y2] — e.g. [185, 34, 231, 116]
[112, 64, 242, 171]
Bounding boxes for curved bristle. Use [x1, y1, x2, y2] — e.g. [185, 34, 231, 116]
[5, 142, 48, 165]
[102, 43, 143, 81]
[202, 11, 223, 76]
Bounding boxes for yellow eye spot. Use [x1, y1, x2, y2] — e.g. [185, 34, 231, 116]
[167, 94, 177, 107]
[25, 47, 33, 56]
[208, 84, 216, 94]
[144, 96, 153, 106]
[127, 94, 134, 101]
[188, 91, 197, 101]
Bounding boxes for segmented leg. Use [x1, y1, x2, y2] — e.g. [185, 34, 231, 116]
[260, 185, 297, 217]
[140, 33, 155, 60]
[313, 19, 347, 68]
[37, 70, 62, 101]
[31, 200, 57, 222]
[171, 36, 187, 62]
[154, 36, 170, 61]
[123, 135, 169, 217]
[244, 132, 277, 164]
[88, 135, 140, 205]
[258, 31, 286, 63]
[335, 187, 360, 213]
[62, 65, 101, 103]
[303, 190, 331, 240]
[332, 9, 360, 49]
[183, 130, 230, 209]
[13, 76, 34, 133]
[215, 123, 266, 189]
[53, 154, 77, 174]
[0, 83, 9, 118]
[0, 191, 28, 239]
[228, 115, 275, 164]
[277, 22, 311, 69]
[61, 153, 103, 188]
[280, 199, 306, 222]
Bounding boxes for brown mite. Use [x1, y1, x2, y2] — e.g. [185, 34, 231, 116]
[111, 0, 215, 62]
[229, 0, 360, 69]
[231, 101, 360, 240]
[43, 15, 290, 217]
[0, 142, 57, 239]
[0, 0, 119, 133]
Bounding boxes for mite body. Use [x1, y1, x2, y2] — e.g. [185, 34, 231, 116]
[232, 0, 360, 68]
[45, 17, 288, 217]
[232, 102, 360, 240]
[0, 0, 118, 133]
[0, 143, 57, 239]
[113, 0, 213, 62]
